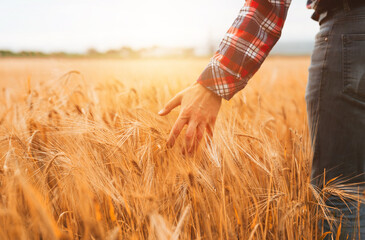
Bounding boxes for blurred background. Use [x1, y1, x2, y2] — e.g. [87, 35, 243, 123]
[0, 0, 318, 58]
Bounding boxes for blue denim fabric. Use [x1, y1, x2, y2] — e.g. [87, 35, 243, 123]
[319, 195, 365, 239]
[307, 5, 365, 187]
[306, 4, 365, 239]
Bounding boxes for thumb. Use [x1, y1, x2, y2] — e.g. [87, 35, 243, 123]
[158, 93, 182, 116]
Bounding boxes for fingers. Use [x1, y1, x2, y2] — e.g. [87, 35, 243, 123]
[196, 123, 205, 143]
[188, 123, 206, 154]
[167, 116, 188, 148]
[166, 115, 216, 152]
[167, 115, 208, 152]
[206, 117, 216, 138]
[206, 124, 213, 138]
[185, 120, 198, 153]
[185, 121, 207, 154]
[158, 93, 182, 116]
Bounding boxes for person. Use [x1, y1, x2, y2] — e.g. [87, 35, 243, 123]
[158, 0, 365, 238]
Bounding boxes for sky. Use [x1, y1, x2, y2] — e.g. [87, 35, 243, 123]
[0, 0, 319, 53]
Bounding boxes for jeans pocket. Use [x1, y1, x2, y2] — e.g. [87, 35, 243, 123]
[342, 34, 365, 101]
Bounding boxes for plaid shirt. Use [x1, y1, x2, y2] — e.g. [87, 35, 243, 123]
[197, 0, 321, 100]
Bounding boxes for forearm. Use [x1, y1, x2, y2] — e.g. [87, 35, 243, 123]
[198, 0, 291, 100]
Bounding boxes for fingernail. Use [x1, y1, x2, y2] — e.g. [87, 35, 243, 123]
[158, 109, 164, 115]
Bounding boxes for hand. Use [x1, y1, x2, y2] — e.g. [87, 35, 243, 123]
[158, 83, 222, 153]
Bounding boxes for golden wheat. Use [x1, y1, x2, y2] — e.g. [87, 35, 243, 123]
[0, 57, 356, 239]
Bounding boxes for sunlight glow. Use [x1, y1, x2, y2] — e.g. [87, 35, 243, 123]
[0, 0, 317, 53]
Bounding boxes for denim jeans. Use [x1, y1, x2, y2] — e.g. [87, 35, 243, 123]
[306, 4, 365, 239]
[318, 195, 365, 240]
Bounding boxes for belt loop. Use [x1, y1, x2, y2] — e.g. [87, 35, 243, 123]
[343, 0, 351, 12]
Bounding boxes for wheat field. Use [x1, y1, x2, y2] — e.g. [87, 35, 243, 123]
[0, 57, 345, 239]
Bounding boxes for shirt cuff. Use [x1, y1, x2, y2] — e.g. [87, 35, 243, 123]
[197, 61, 249, 101]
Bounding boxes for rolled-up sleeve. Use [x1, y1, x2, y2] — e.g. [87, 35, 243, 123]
[197, 0, 292, 100]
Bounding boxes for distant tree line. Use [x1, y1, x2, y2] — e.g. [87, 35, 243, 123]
[0, 50, 47, 57]
[0, 46, 197, 58]
[0, 50, 86, 58]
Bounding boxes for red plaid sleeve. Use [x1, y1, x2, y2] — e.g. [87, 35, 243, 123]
[197, 0, 291, 100]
